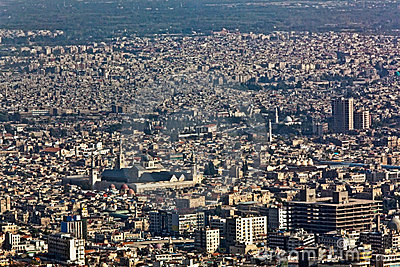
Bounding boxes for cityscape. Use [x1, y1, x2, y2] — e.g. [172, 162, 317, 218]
[2, 0, 400, 266]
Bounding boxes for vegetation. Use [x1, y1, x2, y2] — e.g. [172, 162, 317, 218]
[1, 0, 400, 44]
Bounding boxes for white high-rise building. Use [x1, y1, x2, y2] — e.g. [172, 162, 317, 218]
[48, 233, 85, 266]
[227, 216, 268, 246]
[195, 228, 220, 253]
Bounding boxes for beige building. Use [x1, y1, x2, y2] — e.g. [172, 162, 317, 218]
[176, 196, 205, 210]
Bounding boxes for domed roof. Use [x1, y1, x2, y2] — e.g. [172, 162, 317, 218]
[128, 189, 135, 196]
[121, 184, 129, 190]
[388, 217, 400, 232]
[109, 184, 116, 189]
[284, 116, 293, 123]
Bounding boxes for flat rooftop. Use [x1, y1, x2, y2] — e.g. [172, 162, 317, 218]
[289, 197, 380, 207]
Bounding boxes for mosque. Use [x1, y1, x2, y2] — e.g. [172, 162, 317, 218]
[99, 152, 201, 193]
[274, 107, 301, 126]
[63, 142, 202, 193]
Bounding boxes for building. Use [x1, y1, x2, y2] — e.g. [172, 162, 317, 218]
[0, 196, 11, 214]
[61, 215, 88, 240]
[373, 252, 400, 267]
[312, 122, 328, 136]
[287, 229, 315, 250]
[195, 228, 220, 253]
[267, 229, 315, 250]
[149, 210, 205, 236]
[209, 216, 227, 236]
[48, 233, 85, 265]
[176, 196, 205, 210]
[360, 230, 394, 253]
[100, 155, 197, 193]
[111, 104, 127, 114]
[226, 216, 267, 246]
[265, 205, 288, 231]
[287, 189, 381, 233]
[331, 97, 354, 132]
[318, 231, 357, 251]
[1, 223, 18, 234]
[360, 217, 400, 253]
[354, 110, 371, 130]
[48, 233, 85, 266]
[3, 232, 20, 251]
[229, 166, 243, 179]
[344, 244, 372, 267]
[172, 212, 205, 235]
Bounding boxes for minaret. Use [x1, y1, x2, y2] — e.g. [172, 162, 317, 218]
[116, 138, 125, 169]
[191, 154, 202, 184]
[275, 107, 279, 124]
[134, 202, 138, 218]
[268, 120, 273, 143]
[89, 156, 100, 189]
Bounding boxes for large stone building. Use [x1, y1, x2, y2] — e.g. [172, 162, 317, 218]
[286, 188, 381, 233]
[100, 155, 201, 193]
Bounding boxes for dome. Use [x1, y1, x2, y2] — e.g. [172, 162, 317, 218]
[284, 116, 293, 123]
[128, 189, 135, 196]
[121, 184, 129, 190]
[388, 217, 400, 232]
[109, 184, 116, 189]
